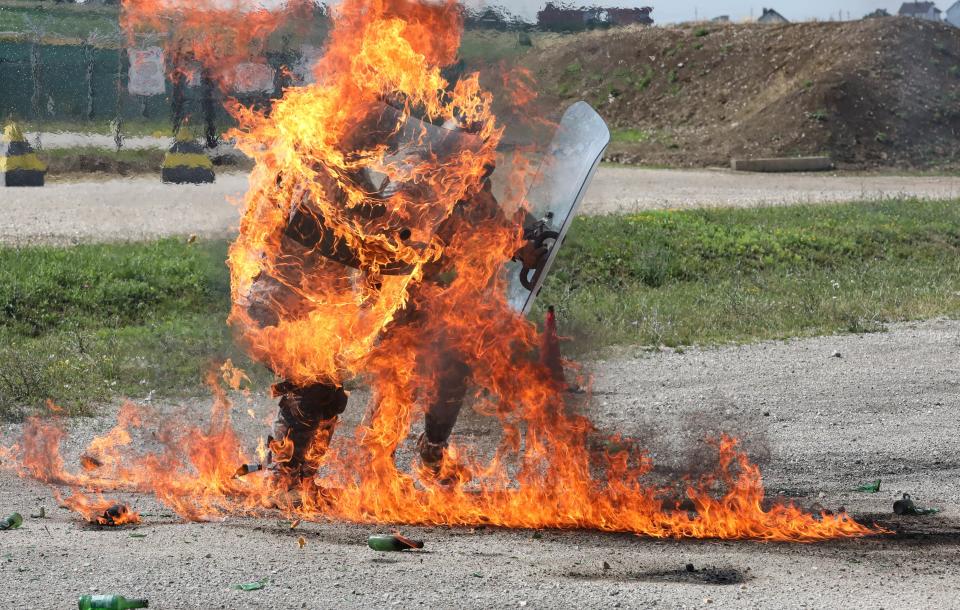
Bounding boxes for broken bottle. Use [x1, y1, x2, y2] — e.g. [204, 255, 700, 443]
[367, 533, 424, 551]
[77, 595, 149, 610]
[0, 512, 22, 530]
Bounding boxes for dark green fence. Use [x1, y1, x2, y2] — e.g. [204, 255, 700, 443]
[0, 40, 242, 126]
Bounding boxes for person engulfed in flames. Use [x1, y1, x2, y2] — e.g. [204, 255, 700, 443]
[238, 72, 539, 486]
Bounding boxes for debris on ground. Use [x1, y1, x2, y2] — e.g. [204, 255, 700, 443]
[80, 455, 103, 472]
[855, 479, 881, 493]
[98, 504, 140, 527]
[233, 463, 263, 478]
[0, 513, 23, 530]
[233, 578, 269, 591]
[29, 507, 46, 519]
[893, 493, 940, 516]
[367, 533, 424, 551]
[77, 594, 149, 609]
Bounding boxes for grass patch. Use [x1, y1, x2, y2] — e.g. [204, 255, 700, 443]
[41, 147, 166, 175]
[611, 128, 654, 144]
[0, 239, 269, 419]
[5, 199, 960, 417]
[0, 2, 119, 40]
[533, 199, 960, 350]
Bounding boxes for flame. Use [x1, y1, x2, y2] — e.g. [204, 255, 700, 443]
[58, 492, 141, 526]
[120, 0, 314, 90]
[0, 0, 885, 542]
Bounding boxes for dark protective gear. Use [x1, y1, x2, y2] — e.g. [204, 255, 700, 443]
[269, 381, 348, 478]
[242, 98, 510, 480]
[421, 353, 470, 446]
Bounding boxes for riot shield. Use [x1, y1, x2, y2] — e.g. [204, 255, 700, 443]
[505, 102, 610, 314]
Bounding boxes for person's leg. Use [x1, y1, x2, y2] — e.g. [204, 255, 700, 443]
[270, 381, 348, 480]
[417, 356, 470, 470]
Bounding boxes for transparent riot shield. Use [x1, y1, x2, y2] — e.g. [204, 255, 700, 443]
[505, 102, 610, 314]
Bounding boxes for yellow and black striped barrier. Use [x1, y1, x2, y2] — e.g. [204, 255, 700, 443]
[1, 123, 46, 187]
[161, 127, 215, 184]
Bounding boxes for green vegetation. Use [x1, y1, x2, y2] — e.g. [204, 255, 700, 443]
[36, 146, 253, 176]
[41, 147, 166, 175]
[611, 128, 654, 143]
[609, 128, 677, 149]
[0, 2, 119, 41]
[5, 199, 960, 418]
[19, 119, 177, 138]
[635, 66, 654, 90]
[534, 199, 960, 351]
[806, 109, 829, 122]
[693, 27, 710, 38]
[0, 239, 269, 419]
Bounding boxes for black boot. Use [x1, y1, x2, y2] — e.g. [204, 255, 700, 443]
[418, 355, 470, 481]
[269, 381, 348, 483]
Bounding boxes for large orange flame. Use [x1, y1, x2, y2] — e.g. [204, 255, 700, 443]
[0, 0, 883, 542]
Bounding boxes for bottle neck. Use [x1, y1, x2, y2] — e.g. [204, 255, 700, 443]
[123, 601, 149, 610]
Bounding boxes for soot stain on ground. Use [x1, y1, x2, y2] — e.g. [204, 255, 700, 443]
[564, 565, 751, 586]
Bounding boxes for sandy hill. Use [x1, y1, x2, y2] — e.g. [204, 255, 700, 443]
[523, 17, 960, 169]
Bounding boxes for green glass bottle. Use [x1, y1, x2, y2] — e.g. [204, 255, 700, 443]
[367, 534, 424, 551]
[77, 594, 149, 610]
[0, 512, 22, 530]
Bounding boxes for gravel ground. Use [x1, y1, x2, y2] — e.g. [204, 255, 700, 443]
[3, 168, 960, 246]
[1, 318, 958, 609]
[27, 132, 169, 150]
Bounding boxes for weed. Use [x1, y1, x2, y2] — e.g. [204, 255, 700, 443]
[635, 66, 654, 91]
[611, 129, 654, 143]
[665, 42, 684, 57]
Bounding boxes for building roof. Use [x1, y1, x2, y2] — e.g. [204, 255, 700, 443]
[898, 2, 942, 16]
[758, 8, 789, 23]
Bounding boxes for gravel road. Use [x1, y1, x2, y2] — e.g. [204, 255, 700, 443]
[3, 168, 960, 245]
[27, 132, 169, 151]
[1, 318, 958, 609]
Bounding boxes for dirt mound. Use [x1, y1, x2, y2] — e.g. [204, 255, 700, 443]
[523, 18, 960, 169]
